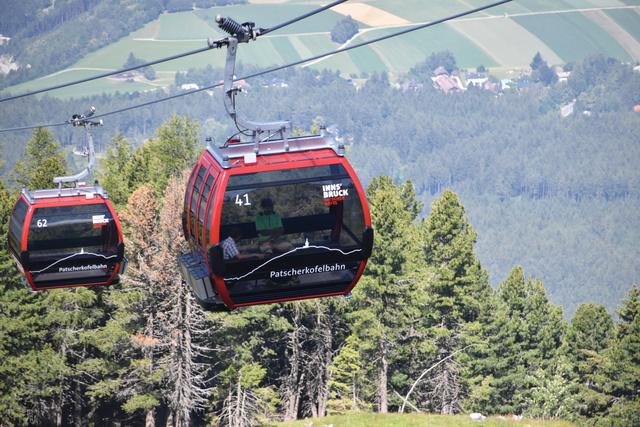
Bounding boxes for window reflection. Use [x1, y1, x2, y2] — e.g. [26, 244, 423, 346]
[27, 204, 119, 285]
[219, 165, 366, 300]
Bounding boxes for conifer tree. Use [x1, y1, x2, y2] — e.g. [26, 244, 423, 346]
[40, 288, 104, 426]
[0, 179, 20, 289]
[98, 134, 133, 207]
[14, 128, 67, 190]
[96, 175, 213, 426]
[327, 335, 366, 413]
[1, 149, 77, 425]
[98, 115, 199, 202]
[464, 291, 515, 414]
[145, 115, 199, 195]
[350, 177, 421, 413]
[419, 190, 490, 414]
[210, 305, 285, 426]
[566, 303, 614, 421]
[605, 285, 640, 424]
[495, 266, 567, 414]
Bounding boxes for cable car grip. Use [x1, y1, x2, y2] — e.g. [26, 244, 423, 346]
[221, 35, 290, 151]
[53, 107, 103, 190]
[215, 15, 257, 42]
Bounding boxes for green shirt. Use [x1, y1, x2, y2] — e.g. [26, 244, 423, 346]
[255, 212, 283, 242]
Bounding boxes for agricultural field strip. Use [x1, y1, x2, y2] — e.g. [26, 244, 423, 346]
[132, 5, 640, 42]
[10, 4, 639, 91]
[304, 5, 635, 68]
[582, 10, 640, 61]
[331, 3, 410, 26]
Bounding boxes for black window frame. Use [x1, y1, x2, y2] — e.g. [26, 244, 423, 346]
[196, 174, 215, 246]
[204, 174, 219, 248]
[189, 165, 206, 240]
[8, 198, 28, 257]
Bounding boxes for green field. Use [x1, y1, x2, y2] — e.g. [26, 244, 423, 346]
[515, 11, 632, 63]
[356, 25, 498, 71]
[274, 412, 576, 427]
[5, 68, 168, 100]
[368, 0, 628, 20]
[606, 8, 640, 40]
[4, 0, 639, 98]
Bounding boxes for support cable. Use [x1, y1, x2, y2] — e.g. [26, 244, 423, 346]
[0, 0, 512, 132]
[0, 0, 350, 104]
[0, 121, 69, 133]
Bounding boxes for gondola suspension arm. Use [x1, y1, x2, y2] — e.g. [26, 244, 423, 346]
[53, 107, 103, 189]
[216, 16, 291, 152]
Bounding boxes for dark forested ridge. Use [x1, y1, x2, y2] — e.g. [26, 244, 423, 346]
[1, 55, 638, 315]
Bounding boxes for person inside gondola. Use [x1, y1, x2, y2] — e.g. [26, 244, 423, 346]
[222, 227, 254, 260]
[256, 198, 292, 254]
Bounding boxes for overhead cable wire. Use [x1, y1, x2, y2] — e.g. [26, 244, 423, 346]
[0, 0, 512, 132]
[0, 121, 69, 133]
[0, 46, 220, 104]
[0, 0, 350, 104]
[95, 0, 512, 119]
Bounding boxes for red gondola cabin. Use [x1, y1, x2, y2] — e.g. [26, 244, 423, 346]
[8, 186, 126, 290]
[179, 132, 373, 310]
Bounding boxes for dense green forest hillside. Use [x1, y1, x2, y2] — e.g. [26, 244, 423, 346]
[1, 54, 638, 315]
[1, 130, 639, 424]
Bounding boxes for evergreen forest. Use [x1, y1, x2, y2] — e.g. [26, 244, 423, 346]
[1, 54, 638, 315]
[0, 18, 639, 420]
[1, 118, 639, 425]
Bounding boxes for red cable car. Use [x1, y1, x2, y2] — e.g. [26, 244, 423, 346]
[8, 186, 126, 291]
[178, 17, 372, 310]
[6, 109, 126, 291]
[179, 133, 373, 310]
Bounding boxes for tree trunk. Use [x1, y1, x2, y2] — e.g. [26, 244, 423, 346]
[73, 378, 83, 426]
[283, 309, 303, 421]
[379, 341, 388, 413]
[55, 342, 67, 427]
[145, 409, 155, 427]
[351, 381, 359, 410]
[235, 377, 242, 427]
[316, 320, 332, 417]
[144, 312, 156, 427]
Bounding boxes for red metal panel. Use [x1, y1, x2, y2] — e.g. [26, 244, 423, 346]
[198, 149, 371, 309]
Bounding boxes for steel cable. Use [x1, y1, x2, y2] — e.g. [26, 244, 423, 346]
[0, 0, 512, 132]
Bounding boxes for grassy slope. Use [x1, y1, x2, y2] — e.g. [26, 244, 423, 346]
[274, 413, 576, 427]
[3, 0, 639, 98]
[606, 8, 640, 40]
[356, 25, 498, 71]
[514, 12, 631, 63]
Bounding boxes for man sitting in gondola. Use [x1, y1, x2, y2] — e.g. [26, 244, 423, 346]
[256, 198, 292, 254]
[222, 227, 255, 260]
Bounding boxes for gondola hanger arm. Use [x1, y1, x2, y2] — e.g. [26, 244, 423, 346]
[53, 106, 103, 189]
